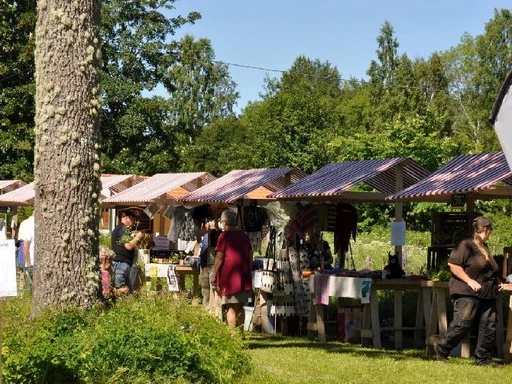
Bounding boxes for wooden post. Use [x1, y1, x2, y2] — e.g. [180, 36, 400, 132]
[370, 287, 382, 348]
[394, 289, 403, 349]
[466, 194, 475, 213]
[10, 206, 18, 240]
[394, 163, 404, 267]
[505, 293, 512, 363]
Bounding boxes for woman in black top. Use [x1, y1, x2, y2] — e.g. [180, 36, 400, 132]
[435, 216, 504, 367]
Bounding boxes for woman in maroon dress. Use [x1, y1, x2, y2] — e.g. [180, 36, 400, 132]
[211, 209, 253, 328]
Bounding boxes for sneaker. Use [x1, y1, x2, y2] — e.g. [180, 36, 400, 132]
[476, 361, 503, 368]
[434, 344, 449, 363]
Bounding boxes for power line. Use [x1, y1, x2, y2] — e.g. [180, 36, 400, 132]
[214, 60, 285, 73]
[214, 60, 359, 83]
[215, 59, 442, 91]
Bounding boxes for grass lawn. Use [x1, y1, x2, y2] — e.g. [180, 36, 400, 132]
[237, 334, 511, 383]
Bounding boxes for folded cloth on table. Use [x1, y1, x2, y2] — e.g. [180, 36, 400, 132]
[313, 274, 330, 305]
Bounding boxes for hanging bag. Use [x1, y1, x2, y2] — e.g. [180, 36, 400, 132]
[260, 226, 277, 293]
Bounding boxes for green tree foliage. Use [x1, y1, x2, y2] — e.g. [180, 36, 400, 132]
[99, 0, 201, 174]
[327, 113, 457, 170]
[336, 78, 373, 134]
[473, 8, 512, 151]
[413, 53, 456, 137]
[182, 116, 253, 176]
[0, 0, 36, 180]
[1, 0, 238, 177]
[101, 95, 186, 175]
[238, 56, 344, 172]
[366, 20, 400, 129]
[163, 35, 239, 140]
[442, 9, 511, 152]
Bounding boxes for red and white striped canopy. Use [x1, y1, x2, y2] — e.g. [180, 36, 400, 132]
[387, 152, 512, 202]
[270, 158, 429, 201]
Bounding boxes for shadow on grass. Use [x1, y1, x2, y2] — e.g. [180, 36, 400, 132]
[243, 333, 431, 362]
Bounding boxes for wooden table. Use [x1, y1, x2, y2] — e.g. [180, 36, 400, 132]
[361, 279, 427, 349]
[144, 263, 199, 297]
[307, 275, 371, 343]
[501, 284, 512, 362]
[422, 280, 459, 356]
[307, 276, 427, 349]
[424, 280, 505, 359]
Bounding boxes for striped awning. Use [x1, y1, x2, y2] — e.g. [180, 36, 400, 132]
[270, 158, 429, 201]
[0, 175, 141, 206]
[0, 182, 34, 206]
[0, 180, 25, 194]
[180, 168, 307, 204]
[103, 172, 217, 205]
[387, 152, 512, 202]
[100, 174, 144, 198]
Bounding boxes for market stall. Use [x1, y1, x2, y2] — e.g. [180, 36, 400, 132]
[179, 168, 306, 249]
[180, 167, 307, 328]
[102, 172, 216, 236]
[0, 180, 25, 195]
[387, 151, 512, 272]
[0, 175, 142, 233]
[386, 152, 512, 357]
[0, 180, 28, 238]
[265, 158, 431, 344]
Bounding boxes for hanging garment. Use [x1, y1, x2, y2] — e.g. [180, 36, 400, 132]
[167, 206, 187, 242]
[178, 211, 199, 241]
[288, 245, 310, 317]
[192, 204, 212, 223]
[247, 231, 262, 254]
[288, 203, 319, 238]
[243, 201, 267, 232]
[167, 265, 179, 292]
[334, 202, 357, 254]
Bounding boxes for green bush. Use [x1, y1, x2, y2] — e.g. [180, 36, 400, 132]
[99, 233, 111, 249]
[2, 294, 251, 383]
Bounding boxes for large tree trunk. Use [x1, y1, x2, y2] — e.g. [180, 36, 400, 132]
[32, 0, 102, 316]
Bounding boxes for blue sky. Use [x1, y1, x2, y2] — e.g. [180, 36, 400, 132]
[168, 0, 511, 113]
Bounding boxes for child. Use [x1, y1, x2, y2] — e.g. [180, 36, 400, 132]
[99, 246, 115, 297]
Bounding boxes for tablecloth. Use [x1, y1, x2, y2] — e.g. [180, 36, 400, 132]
[308, 275, 372, 305]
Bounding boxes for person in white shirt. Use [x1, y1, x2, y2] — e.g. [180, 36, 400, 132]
[18, 212, 35, 267]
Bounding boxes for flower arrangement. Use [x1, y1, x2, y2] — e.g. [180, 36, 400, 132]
[117, 221, 154, 250]
[117, 221, 143, 246]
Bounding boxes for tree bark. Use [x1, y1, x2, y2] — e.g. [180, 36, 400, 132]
[32, 0, 102, 316]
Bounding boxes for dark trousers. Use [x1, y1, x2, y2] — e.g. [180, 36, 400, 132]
[437, 296, 497, 364]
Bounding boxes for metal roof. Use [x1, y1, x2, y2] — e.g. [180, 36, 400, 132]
[0, 182, 34, 206]
[270, 158, 430, 200]
[103, 172, 216, 205]
[180, 168, 307, 203]
[0, 180, 25, 193]
[386, 152, 512, 202]
[100, 174, 143, 197]
[0, 175, 140, 206]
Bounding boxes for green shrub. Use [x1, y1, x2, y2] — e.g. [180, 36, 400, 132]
[99, 233, 111, 249]
[2, 293, 251, 383]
